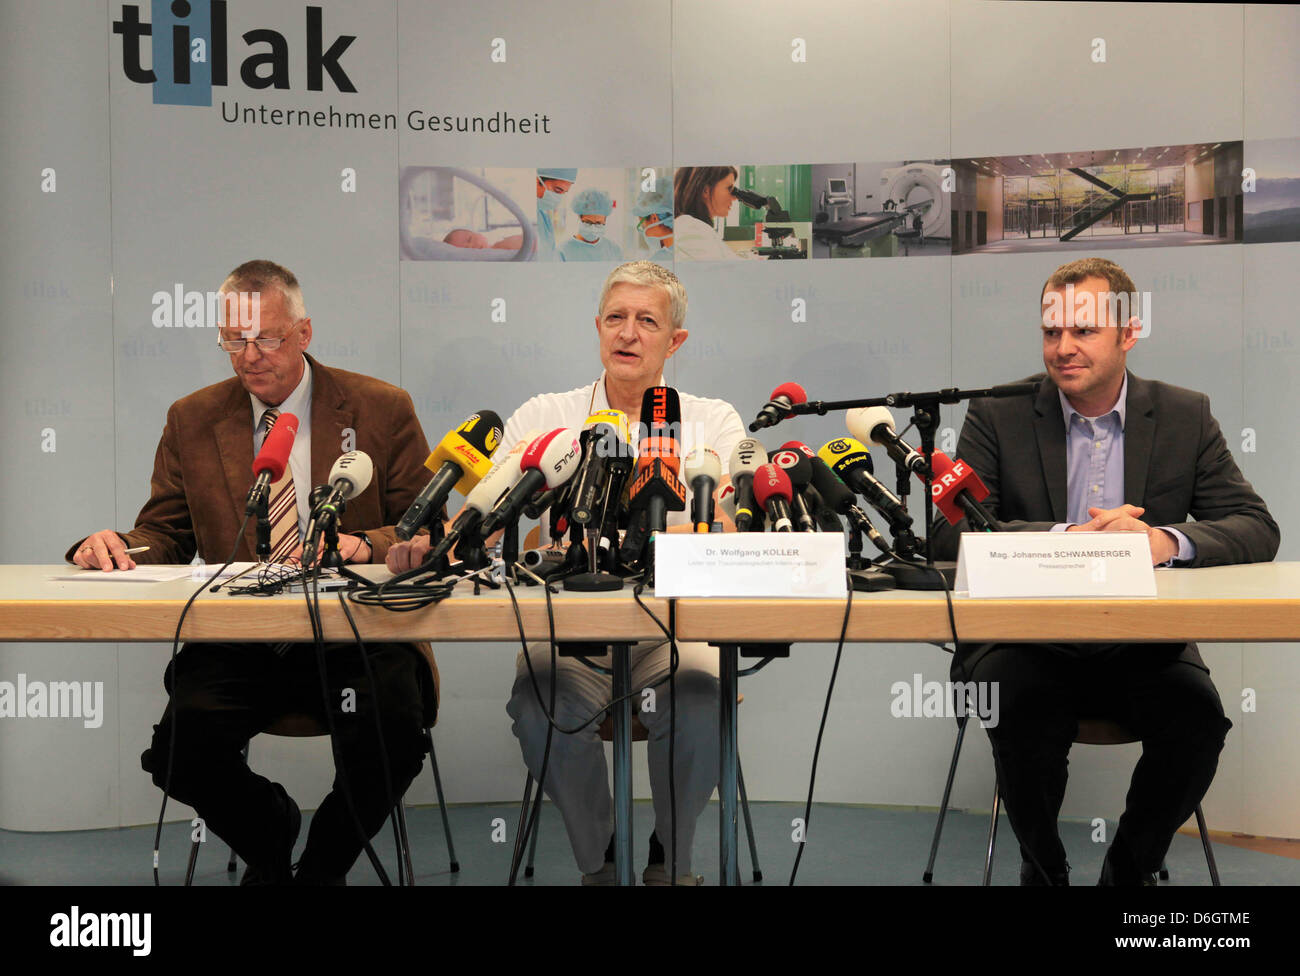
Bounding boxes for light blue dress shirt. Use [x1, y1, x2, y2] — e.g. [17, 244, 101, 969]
[1051, 373, 1195, 565]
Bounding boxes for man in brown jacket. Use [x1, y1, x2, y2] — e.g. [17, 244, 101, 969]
[66, 260, 435, 884]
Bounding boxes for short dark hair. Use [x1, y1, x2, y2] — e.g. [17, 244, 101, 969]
[1040, 257, 1136, 307]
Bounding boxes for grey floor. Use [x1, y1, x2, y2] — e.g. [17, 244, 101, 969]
[4, 801, 1298, 886]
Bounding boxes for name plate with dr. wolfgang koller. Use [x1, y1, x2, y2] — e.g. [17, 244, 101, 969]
[653, 534, 848, 599]
[954, 531, 1155, 598]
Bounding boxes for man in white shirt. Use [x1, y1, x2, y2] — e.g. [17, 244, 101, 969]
[388, 261, 745, 883]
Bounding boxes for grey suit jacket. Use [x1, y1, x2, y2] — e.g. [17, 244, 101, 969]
[931, 371, 1279, 565]
[932, 371, 1279, 672]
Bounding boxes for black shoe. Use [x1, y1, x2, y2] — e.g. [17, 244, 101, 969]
[293, 865, 347, 886]
[1020, 859, 1069, 886]
[1097, 842, 1157, 887]
[647, 830, 665, 867]
[240, 784, 300, 886]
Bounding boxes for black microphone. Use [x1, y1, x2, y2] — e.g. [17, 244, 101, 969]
[818, 438, 913, 529]
[789, 442, 894, 553]
[847, 406, 932, 478]
[750, 381, 807, 432]
[570, 419, 631, 526]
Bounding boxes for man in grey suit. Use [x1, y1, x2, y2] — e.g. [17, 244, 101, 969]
[932, 257, 1279, 886]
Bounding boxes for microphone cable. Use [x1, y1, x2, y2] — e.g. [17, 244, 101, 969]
[153, 516, 249, 885]
[335, 590, 405, 885]
[504, 577, 680, 883]
[304, 560, 393, 885]
[505, 574, 556, 886]
[632, 585, 679, 886]
[788, 569, 854, 885]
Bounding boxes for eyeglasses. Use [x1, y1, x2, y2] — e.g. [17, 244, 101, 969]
[217, 320, 304, 353]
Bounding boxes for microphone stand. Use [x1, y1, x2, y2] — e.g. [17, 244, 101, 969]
[501, 514, 521, 584]
[565, 477, 626, 592]
[846, 522, 895, 592]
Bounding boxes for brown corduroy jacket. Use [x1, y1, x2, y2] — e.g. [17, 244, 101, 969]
[66, 353, 433, 568]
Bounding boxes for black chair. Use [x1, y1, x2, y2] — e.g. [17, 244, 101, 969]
[185, 649, 458, 885]
[515, 696, 762, 883]
[924, 714, 1220, 886]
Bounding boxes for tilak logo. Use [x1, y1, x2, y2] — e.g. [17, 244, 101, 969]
[113, 1, 357, 107]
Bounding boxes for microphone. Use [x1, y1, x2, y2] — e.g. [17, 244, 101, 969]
[785, 441, 893, 553]
[752, 463, 794, 533]
[728, 438, 768, 531]
[479, 428, 584, 538]
[930, 451, 1000, 531]
[245, 412, 299, 514]
[569, 411, 632, 527]
[395, 410, 505, 541]
[817, 437, 913, 529]
[847, 406, 932, 478]
[750, 381, 807, 432]
[627, 386, 687, 535]
[683, 446, 721, 532]
[769, 447, 817, 531]
[425, 438, 532, 565]
[302, 451, 374, 566]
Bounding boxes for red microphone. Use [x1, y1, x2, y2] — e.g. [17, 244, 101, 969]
[750, 381, 807, 431]
[245, 412, 299, 513]
[930, 451, 999, 531]
[752, 463, 794, 533]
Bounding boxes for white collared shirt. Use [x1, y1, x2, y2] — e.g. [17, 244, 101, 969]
[500, 371, 746, 535]
[250, 356, 313, 539]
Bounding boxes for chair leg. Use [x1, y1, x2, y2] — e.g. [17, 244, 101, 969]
[184, 837, 201, 886]
[390, 806, 406, 886]
[425, 728, 460, 873]
[1195, 804, 1220, 886]
[525, 789, 543, 879]
[982, 777, 1001, 886]
[395, 800, 415, 886]
[924, 714, 969, 883]
[508, 774, 535, 885]
[737, 754, 762, 883]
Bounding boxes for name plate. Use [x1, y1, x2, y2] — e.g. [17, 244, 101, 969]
[954, 531, 1155, 598]
[653, 534, 848, 598]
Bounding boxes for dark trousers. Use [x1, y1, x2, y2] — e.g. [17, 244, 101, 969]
[956, 642, 1231, 876]
[142, 640, 432, 879]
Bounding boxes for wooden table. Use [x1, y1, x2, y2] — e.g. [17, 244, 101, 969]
[4, 562, 1298, 885]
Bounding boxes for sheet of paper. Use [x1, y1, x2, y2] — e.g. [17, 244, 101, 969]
[48, 562, 259, 583]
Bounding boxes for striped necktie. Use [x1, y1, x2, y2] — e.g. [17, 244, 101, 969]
[261, 409, 300, 562]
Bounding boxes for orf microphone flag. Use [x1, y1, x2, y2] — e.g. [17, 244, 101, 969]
[930, 451, 999, 531]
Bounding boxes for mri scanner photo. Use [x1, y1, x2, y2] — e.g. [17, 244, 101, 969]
[811, 160, 951, 258]
[399, 166, 538, 261]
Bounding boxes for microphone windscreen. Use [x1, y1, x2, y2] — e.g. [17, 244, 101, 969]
[770, 448, 812, 488]
[770, 381, 807, 406]
[846, 406, 897, 446]
[729, 438, 768, 477]
[327, 451, 374, 500]
[253, 412, 299, 480]
[753, 463, 793, 507]
[684, 446, 721, 485]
